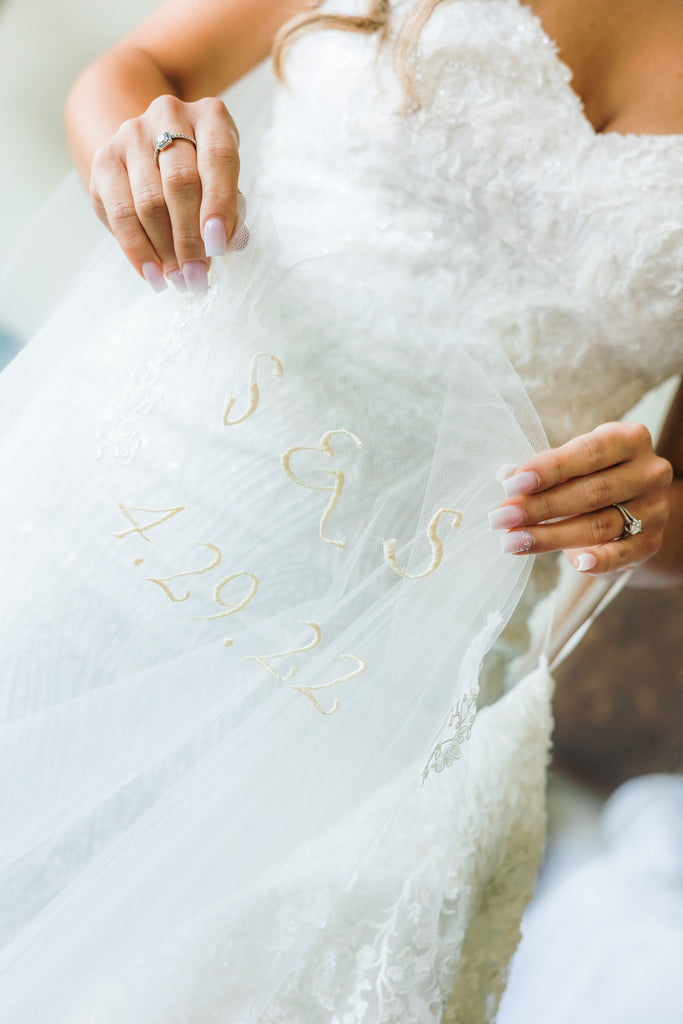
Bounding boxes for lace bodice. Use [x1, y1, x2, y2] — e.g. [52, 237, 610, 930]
[256, 0, 683, 446]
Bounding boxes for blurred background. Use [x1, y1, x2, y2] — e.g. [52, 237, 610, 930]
[0, 0, 681, 1016]
[0, 0, 156, 260]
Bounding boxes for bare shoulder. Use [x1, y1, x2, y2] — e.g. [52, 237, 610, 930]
[527, 0, 683, 135]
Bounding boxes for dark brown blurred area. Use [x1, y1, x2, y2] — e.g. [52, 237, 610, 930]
[552, 585, 683, 794]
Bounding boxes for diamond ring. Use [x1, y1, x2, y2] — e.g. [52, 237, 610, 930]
[153, 131, 197, 166]
[612, 502, 643, 539]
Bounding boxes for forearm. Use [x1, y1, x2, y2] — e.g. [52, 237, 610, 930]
[65, 47, 179, 186]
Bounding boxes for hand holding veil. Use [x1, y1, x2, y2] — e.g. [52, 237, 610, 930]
[0, 195, 548, 1020]
[0, 62, 550, 1022]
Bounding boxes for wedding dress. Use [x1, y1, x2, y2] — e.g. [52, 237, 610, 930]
[1, 1, 682, 1021]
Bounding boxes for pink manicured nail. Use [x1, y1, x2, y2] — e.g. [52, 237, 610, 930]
[495, 463, 518, 483]
[183, 260, 209, 293]
[488, 505, 525, 530]
[502, 471, 540, 499]
[574, 553, 598, 572]
[499, 531, 533, 554]
[167, 269, 188, 292]
[141, 262, 167, 293]
[203, 217, 227, 257]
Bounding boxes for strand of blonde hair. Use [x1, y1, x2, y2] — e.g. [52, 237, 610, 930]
[272, 0, 446, 108]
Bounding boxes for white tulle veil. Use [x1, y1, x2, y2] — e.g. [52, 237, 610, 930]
[0, 63, 550, 1022]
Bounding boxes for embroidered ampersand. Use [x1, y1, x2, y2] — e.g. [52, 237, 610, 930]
[223, 352, 284, 426]
[383, 507, 464, 579]
[281, 429, 363, 549]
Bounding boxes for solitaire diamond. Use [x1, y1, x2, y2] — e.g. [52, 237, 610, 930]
[626, 517, 642, 536]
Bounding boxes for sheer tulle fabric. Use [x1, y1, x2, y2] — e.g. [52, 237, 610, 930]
[0, 196, 546, 1020]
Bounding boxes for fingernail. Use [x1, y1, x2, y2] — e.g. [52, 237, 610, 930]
[183, 260, 209, 293]
[502, 471, 540, 499]
[500, 531, 533, 554]
[141, 262, 167, 293]
[203, 217, 227, 257]
[488, 505, 525, 530]
[495, 462, 518, 483]
[167, 269, 188, 292]
[574, 553, 598, 572]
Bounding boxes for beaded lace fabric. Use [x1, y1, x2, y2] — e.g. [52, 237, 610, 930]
[1, 1, 682, 1022]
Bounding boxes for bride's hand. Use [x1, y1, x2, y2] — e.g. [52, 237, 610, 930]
[489, 422, 673, 575]
[89, 95, 243, 294]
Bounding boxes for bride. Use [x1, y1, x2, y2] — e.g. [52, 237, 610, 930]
[0, 0, 681, 1021]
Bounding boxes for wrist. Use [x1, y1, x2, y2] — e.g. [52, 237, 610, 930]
[64, 47, 178, 186]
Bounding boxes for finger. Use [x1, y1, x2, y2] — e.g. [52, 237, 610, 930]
[125, 134, 182, 287]
[498, 490, 670, 555]
[498, 504, 632, 555]
[500, 422, 654, 498]
[499, 491, 668, 563]
[565, 534, 653, 575]
[90, 145, 167, 293]
[193, 98, 241, 256]
[493, 455, 672, 527]
[156, 130, 207, 292]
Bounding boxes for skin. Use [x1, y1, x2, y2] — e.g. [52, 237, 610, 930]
[64, 0, 683, 582]
[503, 0, 683, 583]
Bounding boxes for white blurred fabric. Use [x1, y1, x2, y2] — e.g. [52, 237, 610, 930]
[498, 775, 683, 1024]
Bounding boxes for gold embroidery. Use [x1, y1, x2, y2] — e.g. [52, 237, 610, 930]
[281, 429, 363, 548]
[145, 542, 222, 602]
[114, 503, 185, 541]
[383, 507, 463, 579]
[133, 558, 144, 566]
[191, 571, 259, 649]
[223, 352, 284, 426]
[245, 620, 322, 681]
[290, 654, 367, 715]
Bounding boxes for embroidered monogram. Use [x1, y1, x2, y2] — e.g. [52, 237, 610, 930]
[383, 508, 463, 579]
[281, 429, 363, 548]
[223, 352, 284, 426]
